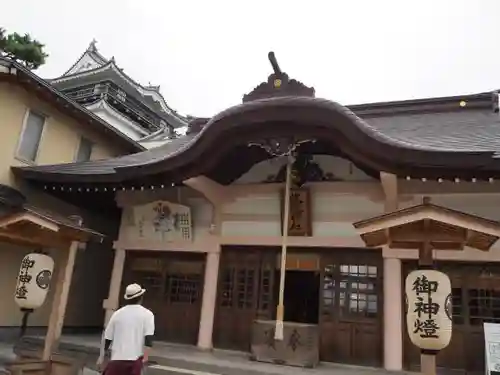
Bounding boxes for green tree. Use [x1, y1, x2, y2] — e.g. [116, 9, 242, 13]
[0, 28, 48, 70]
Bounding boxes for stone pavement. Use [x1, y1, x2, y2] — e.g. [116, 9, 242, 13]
[0, 341, 16, 374]
[12, 335, 415, 375]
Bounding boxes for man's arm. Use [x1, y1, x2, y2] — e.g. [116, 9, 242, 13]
[143, 312, 155, 362]
[97, 316, 114, 368]
[103, 316, 115, 355]
[104, 339, 112, 351]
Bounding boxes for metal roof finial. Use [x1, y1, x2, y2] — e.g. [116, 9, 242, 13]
[268, 52, 282, 75]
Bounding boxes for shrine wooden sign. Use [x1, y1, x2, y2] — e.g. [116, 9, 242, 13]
[276, 253, 320, 271]
[281, 188, 312, 237]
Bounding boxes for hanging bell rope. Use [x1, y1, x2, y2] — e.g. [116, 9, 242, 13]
[275, 153, 294, 341]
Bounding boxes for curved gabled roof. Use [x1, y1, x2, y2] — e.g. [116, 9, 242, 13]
[12, 95, 500, 184]
[60, 40, 108, 76]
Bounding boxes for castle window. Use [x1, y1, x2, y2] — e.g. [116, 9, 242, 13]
[116, 89, 126, 102]
[17, 110, 46, 162]
[75, 137, 93, 162]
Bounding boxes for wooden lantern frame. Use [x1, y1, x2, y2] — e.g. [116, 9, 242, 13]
[0, 205, 104, 361]
[353, 198, 500, 375]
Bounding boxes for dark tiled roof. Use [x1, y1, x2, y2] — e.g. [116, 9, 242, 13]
[12, 95, 500, 182]
[23, 204, 104, 239]
[362, 110, 500, 152]
[0, 183, 103, 239]
[14, 134, 196, 176]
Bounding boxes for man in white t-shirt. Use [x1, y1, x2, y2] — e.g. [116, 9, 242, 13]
[99, 283, 155, 375]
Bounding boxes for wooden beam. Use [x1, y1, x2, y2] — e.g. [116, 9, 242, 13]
[380, 172, 398, 212]
[0, 230, 69, 249]
[389, 232, 466, 243]
[389, 241, 465, 250]
[1, 222, 64, 241]
[466, 231, 498, 251]
[418, 219, 434, 266]
[0, 213, 60, 232]
[0, 219, 94, 246]
[183, 176, 230, 205]
[59, 227, 96, 242]
[42, 241, 79, 360]
[355, 209, 500, 238]
[389, 227, 467, 243]
[400, 180, 500, 195]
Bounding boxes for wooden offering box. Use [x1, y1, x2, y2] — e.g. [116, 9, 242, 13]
[250, 319, 319, 368]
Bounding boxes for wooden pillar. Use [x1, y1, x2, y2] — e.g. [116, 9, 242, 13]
[381, 171, 402, 369]
[99, 248, 126, 361]
[421, 352, 437, 375]
[197, 251, 221, 349]
[418, 244, 434, 267]
[383, 256, 403, 371]
[103, 248, 126, 324]
[419, 213, 436, 375]
[418, 240, 437, 375]
[42, 241, 79, 360]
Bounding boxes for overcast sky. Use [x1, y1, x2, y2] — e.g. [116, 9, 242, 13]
[1, 0, 499, 117]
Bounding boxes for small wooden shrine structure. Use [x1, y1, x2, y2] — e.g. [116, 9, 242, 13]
[353, 197, 500, 374]
[0, 185, 103, 374]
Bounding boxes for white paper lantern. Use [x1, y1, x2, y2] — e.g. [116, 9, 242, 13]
[14, 253, 54, 310]
[405, 269, 452, 351]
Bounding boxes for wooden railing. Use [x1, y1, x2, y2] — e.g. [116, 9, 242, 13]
[63, 82, 171, 133]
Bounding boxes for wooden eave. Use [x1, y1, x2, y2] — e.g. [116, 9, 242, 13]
[0, 210, 104, 249]
[352, 202, 500, 251]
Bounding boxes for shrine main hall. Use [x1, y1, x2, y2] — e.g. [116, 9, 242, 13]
[13, 55, 500, 374]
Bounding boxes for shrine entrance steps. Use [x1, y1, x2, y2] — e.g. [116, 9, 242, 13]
[12, 335, 409, 375]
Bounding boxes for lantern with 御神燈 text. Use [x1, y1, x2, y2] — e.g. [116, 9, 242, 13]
[405, 269, 452, 352]
[14, 253, 54, 310]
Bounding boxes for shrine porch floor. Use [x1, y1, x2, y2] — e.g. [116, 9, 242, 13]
[10, 334, 415, 375]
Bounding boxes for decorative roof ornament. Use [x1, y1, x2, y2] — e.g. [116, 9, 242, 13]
[146, 83, 161, 92]
[264, 154, 341, 186]
[242, 51, 315, 103]
[248, 137, 315, 158]
[88, 39, 98, 52]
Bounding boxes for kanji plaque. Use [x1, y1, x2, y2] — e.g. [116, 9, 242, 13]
[281, 188, 312, 237]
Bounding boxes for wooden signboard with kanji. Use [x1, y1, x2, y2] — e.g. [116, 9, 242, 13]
[281, 188, 312, 237]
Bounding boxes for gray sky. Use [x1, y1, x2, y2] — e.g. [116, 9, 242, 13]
[1, 0, 499, 117]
